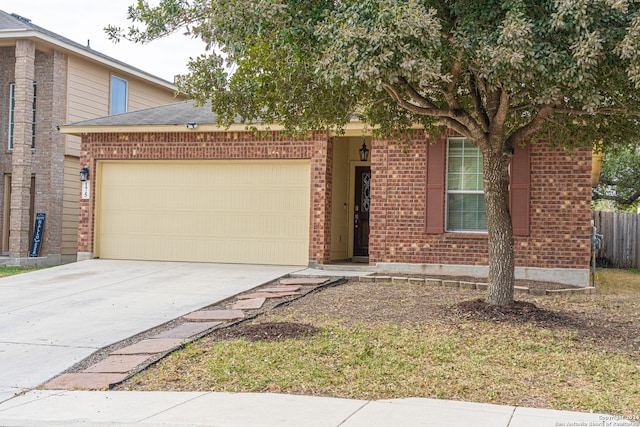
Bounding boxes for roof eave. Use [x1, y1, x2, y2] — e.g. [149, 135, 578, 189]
[59, 123, 288, 136]
[59, 120, 386, 136]
[0, 29, 177, 91]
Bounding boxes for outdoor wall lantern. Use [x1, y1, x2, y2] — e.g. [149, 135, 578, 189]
[359, 141, 370, 162]
[79, 167, 90, 182]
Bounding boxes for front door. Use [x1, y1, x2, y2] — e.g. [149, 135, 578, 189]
[353, 166, 371, 258]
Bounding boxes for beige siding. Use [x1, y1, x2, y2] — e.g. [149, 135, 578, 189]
[65, 56, 183, 156]
[128, 78, 180, 111]
[331, 139, 349, 260]
[96, 160, 310, 265]
[62, 156, 79, 256]
[66, 57, 110, 155]
[67, 56, 110, 122]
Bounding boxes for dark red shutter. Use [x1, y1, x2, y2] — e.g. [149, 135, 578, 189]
[510, 143, 530, 236]
[426, 140, 446, 234]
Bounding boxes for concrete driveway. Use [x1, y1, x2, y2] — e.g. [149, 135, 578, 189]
[0, 259, 300, 398]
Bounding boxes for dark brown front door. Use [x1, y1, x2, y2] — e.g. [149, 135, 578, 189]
[353, 166, 371, 258]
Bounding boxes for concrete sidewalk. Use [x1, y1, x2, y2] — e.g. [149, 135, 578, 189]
[0, 390, 632, 427]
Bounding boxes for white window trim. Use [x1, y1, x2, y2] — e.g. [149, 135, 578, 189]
[445, 137, 487, 233]
[110, 75, 128, 115]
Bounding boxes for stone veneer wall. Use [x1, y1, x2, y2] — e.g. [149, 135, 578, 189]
[0, 44, 67, 260]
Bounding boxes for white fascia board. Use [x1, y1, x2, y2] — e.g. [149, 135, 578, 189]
[59, 123, 288, 136]
[59, 121, 429, 136]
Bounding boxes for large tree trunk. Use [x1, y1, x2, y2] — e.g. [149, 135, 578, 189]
[483, 148, 515, 306]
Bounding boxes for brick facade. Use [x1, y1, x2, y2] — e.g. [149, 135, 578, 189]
[0, 43, 67, 260]
[369, 131, 592, 271]
[8, 40, 36, 257]
[78, 131, 332, 263]
[78, 128, 592, 279]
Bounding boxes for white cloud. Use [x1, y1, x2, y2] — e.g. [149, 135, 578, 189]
[3, 0, 206, 82]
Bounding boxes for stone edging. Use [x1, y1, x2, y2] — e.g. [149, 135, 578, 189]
[39, 276, 345, 391]
[360, 276, 596, 296]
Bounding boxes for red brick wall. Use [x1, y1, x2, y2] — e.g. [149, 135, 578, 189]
[78, 131, 331, 263]
[369, 131, 592, 270]
[80, 129, 592, 271]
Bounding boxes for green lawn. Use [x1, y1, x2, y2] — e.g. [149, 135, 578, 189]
[121, 268, 640, 417]
[0, 265, 51, 278]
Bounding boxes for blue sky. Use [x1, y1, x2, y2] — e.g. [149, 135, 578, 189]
[2, 0, 206, 82]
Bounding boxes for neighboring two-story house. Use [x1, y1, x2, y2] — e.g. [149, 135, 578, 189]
[0, 10, 184, 265]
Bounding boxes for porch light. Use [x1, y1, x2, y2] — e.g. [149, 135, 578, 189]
[359, 142, 370, 162]
[79, 167, 90, 182]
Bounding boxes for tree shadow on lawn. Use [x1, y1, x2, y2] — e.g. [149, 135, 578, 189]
[238, 280, 640, 356]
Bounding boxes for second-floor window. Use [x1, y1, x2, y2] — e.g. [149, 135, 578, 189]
[8, 82, 37, 150]
[110, 75, 128, 115]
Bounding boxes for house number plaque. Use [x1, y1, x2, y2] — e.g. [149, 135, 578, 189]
[82, 181, 90, 200]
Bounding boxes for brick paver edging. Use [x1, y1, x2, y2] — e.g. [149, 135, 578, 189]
[363, 276, 596, 296]
[40, 275, 346, 391]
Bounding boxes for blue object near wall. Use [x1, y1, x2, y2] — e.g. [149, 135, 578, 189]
[29, 213, 46, 257]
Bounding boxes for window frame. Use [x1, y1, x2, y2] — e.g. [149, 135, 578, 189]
[8, 82, 37, 150]
[109, 75, 128, 115]
[445, 137, 487, 233]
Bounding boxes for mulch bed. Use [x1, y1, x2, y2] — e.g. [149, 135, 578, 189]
[455, 299, 572, 324]
[210, 322, 320, 342]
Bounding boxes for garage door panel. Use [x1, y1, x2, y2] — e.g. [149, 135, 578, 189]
[97, 161, 310, 265]
[99, 235, 309, 265]
[102, 212, 308, 240]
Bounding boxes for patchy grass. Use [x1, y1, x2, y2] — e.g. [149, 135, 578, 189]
[122, 269, 640, 417]
[0, 265, 50, 278]
[597, 267, 640, 292]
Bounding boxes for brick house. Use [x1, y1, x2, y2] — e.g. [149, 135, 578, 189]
[60, 101, 593, 286]
[0, 10, 185, 265]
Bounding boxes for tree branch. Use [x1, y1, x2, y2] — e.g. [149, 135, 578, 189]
[599, 178, 618, 186]
[392, 75, 492, 143]
[468, 70, 490, 132]
[486, 86, 502, 119]
[592, 190, 640, 204]
[506, 104, 556, 147]
[445, 50, 464, 109]
[382, 83, 451, 117]
[396, 77, 437, 109]
[438, 117, 476, 138]
[382, 82, 478, 140]
[552, 107, 640, 116]
[489, 86, 511, 141]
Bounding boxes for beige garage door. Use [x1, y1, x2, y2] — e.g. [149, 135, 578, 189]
[96, 160, 310, 265]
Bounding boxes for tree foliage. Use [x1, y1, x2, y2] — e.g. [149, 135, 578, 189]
[593, 145, 640, 210]
[108, 0, 640, 304]
[108, 0, 640, 140]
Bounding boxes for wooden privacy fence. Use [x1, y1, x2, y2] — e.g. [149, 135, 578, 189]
[592, 211, 640, 269]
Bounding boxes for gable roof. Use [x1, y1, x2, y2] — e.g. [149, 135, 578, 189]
[0, 10, 176, 90]
[58, 100, 370, 135]
[64, 100, 218, 127]
[58, 100, 261, 134]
